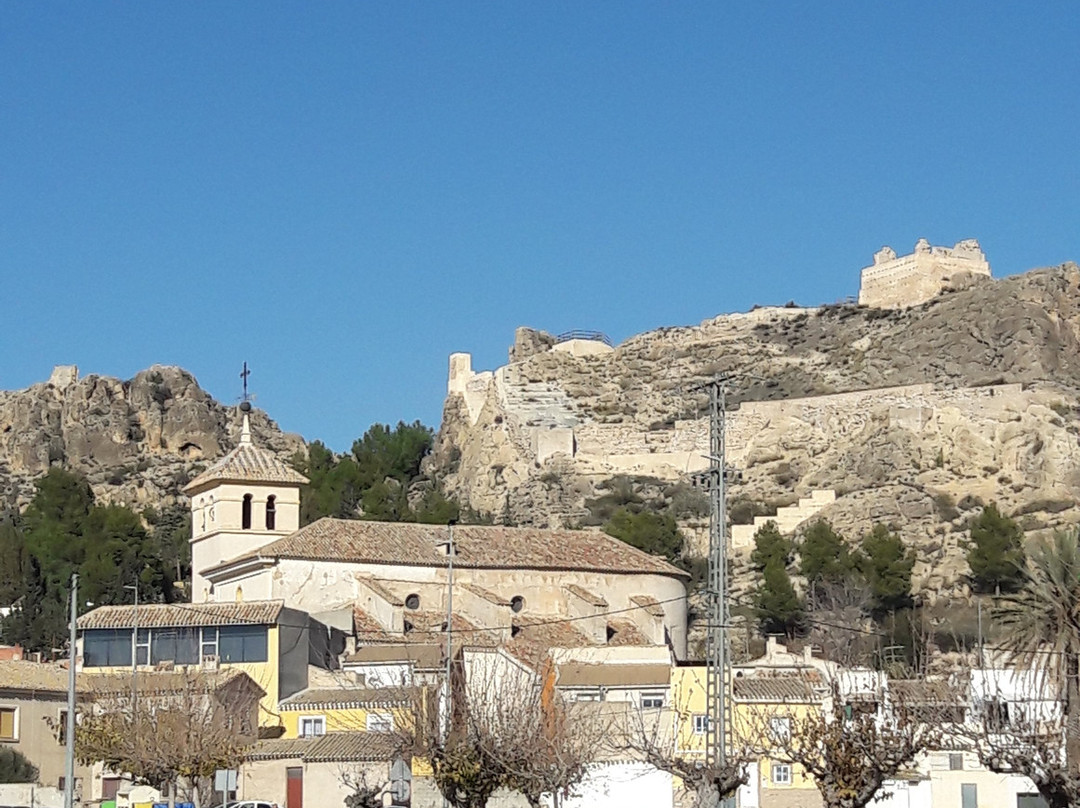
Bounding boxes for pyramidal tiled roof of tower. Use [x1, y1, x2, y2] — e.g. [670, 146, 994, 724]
[183, 414, 308, 493]
[214, 518, 688, 579]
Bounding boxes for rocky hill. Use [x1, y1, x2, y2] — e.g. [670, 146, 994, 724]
[0, 365, 303, 513]
[431, 263, 1080, 602]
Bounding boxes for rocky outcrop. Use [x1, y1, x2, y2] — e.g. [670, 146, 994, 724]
[0, 365, 303, 512]
[432, 264, 1080, 599]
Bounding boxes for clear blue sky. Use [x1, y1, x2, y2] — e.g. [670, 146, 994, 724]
[2, 3, 1077, 451]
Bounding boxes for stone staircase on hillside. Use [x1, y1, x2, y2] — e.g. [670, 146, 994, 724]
[496, 372, 579, 429]
[730, 489, 837, 550]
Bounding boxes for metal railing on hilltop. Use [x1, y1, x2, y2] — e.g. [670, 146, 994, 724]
[554, 330, 613, 347]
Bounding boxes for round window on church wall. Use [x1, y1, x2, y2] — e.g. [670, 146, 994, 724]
[405, 594, 420, 610]
[510, 595, 525, 613]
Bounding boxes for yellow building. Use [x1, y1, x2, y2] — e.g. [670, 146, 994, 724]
[669, 665, 825, 808]
[732, 676, 823, 808]
[277, 686, 416, 739]
[77, 599, 340, 729]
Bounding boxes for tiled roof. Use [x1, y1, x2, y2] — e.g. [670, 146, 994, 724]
[630, 595, 666, 617]
[81, 668, 259, 697]
[605, 619, 651, 647]
[246, 731, 403, 762]
[732, 676, 822, 703]
[217, 519, 687, 578]
[0, 661, 68, 693]
[557, 662, 671, 688]
[356, 577, 405, 606]
[353, 608, 496, 648]
[460, 583, 510, 606]
[78, 600, 285, 630]
[565, 584, 608, 608]
[501, 617, 590, 669]
[280, 686, 417, 710]
[344, 644, 443, 669]
[890, 679, 964, 705]
[183, 417, 308, 494]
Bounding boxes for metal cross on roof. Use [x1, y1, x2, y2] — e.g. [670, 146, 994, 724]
[240, 361, 251, 402]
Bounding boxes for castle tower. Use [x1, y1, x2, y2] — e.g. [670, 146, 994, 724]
[183, 402, 308, 602]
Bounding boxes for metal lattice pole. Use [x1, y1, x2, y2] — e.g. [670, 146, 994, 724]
[705, 381, 731, 768]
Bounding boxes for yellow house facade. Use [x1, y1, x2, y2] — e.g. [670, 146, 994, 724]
[77, 600, 338, 729]
[277, 686, 416, 739]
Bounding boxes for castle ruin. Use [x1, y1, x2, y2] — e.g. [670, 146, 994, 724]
[858, 238, 990, 309]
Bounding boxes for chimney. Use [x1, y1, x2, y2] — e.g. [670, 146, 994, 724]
[803, 645, 814, 663]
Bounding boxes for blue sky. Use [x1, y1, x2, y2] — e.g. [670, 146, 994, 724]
[2, 3, 1077, 451]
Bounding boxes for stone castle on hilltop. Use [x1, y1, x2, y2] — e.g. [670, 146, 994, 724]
[858, 238, 990, 308]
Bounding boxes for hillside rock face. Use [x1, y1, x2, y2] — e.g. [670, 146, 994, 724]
[432, 264, 1080, 600]
[0, 365, 303, 512]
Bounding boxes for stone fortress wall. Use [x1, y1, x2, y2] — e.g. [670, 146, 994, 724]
[447, 351, 1025, 481]
[858, 238, 991, 309]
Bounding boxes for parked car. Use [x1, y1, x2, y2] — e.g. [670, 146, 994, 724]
[226, 802, 279, 808]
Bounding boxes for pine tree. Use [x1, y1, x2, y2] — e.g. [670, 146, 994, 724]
[859, 524, 915, 616]
[799, 520, 853, 585]
[753, 556, 804, 637]
[750, 521, 793, 571]
[967, 503, 1026, 594]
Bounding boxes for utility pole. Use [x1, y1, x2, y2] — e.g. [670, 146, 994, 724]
[703, 380, 733, 769]
[442, 520, 457, 736]
[63, 573, 78, 808]
[125, 582, 139, 717]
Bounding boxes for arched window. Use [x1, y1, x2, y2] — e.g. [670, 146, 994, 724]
[265, 495, 276, 530]
[242, 494, 253, 530]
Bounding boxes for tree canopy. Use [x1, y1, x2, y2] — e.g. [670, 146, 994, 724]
[603, 508, 685, 564]
[967, 502, 1026, 594]
[0, 468, 178, 654]
[858, 524, 915, 616]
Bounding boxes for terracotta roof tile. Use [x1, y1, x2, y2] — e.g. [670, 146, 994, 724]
[356, 577, 405, 606]
[732, 676, 822, 703]
[630, 595, 666, 617]
[460, 583, 510, 606]
[247, 731, 403, 762]
[217, 519, 687, 578]
[344, 644, 443, 669]
[890, 679, 964, 705]
[78, 601, 285, 630]
[80, 668, 260, 697]
[183, 419, 307, 494]
[565, 585, 608, 608]
[605, 619, 651, 647]
[501, 618, 590, 669]
[280, 686, 417, 710]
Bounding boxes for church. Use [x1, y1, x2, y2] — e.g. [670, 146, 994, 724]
[181, 403, 690, 660]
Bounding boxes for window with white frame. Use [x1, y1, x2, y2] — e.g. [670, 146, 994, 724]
[692, 714, 709, 735]
[574, 690, 602, 702]
[299, 716, 326, 737]
[366, 713, 394, 732]
[769, 716, 791, 742]
[771, 764, 792, 785]
[641, 692, 665, 709]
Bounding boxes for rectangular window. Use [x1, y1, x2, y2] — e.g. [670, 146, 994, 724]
[135, 628, 150, 666]
[366, 713, 394, 732]
[201, 627, 219, 660]
[771, 764, 791, 785]
[150, 627, 199, 665]
[574, 690, 602, 702]
[83, 629, 133, 667]
[692, 714, 709, 735]
[641, 692, 665, 709]
[218, 625, 269, 663]
[57, 710, 67, 745]
[299, 716, 325, 737]
[949, 753, 964, 771]
[0, 707, 16, 741]
[961, 783, 978, 808]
